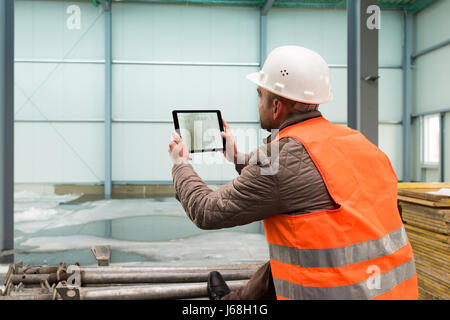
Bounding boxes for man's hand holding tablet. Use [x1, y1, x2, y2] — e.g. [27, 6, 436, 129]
[169, 110, 241, 165]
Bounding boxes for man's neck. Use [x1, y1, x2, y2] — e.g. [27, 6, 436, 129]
[264, 110, 322, 143]
[278, 110, 322, 131]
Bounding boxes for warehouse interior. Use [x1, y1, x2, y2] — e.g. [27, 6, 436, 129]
[0, 0, 449, 300]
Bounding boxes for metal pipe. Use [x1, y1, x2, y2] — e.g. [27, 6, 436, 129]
[411, 38, 450, 61]
[16, 266, 58, 274]
[0, 293, 53, 300]
[80, 280, 248, 300]
[14, 118, 260, 124]
[14, 58, 105, 64]
[10, 268, 258, 285]
[113, 60, 259, 67]
[14, 59, 402, 69]
[14, 118, 403, 125]
[328, 64, 401, 69]
[80, 270, 255, 284]
[9, 273, 68, 285]
[112, 118, 260, 124]
[411, 108, 450, 117]
[80, 263, 263, 273]
[14, 118, 104, 123]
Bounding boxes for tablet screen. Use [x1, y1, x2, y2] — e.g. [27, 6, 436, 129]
[173, 110, 225, 153]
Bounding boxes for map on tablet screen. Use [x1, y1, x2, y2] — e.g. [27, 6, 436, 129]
[172, 110, 225, 153]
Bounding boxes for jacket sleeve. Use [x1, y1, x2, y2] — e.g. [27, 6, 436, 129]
[172, 159, 280, 230]
[234, 153, 249, 175]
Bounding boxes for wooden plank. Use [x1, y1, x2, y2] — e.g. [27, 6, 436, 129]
[410, 245, 449, 268]
[398, 189, 450, 204]
[398, 195, 450, 208]
[398, 182, 450, 189]
[405, 224, 449, 244]
[400, 203, 450, 220]
[402, 212, 449, 235]
[396, 183, 449, 300]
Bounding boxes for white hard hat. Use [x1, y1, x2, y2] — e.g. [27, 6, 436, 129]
[247, 46, 333, 105]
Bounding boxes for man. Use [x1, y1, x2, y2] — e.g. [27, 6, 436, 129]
[168, 46, 418, 300]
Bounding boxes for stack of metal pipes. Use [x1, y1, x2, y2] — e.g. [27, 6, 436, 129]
[0, 261, 260, 300]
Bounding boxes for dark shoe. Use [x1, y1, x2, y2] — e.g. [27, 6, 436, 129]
[207, 271, 231, 300]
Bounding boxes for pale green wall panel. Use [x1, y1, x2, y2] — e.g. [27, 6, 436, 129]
[413, 46, 450, 114]
[424, 168, 440, 182]
[318, 68, 347, 123]
[267, 8, 402, 66]
[379, 69, 403, 122]
[378, 124, 403, 181]
[15, 0, 105, 60]
[112, 123, 173, 181]
[414, 0, 450, 53]
[267, 8, 347, 65]
[112, 64, 259, 121]
[15, 62, 105, 119]
[15, 123, 104, 183]
[112, 122, 259, 181]
[410, 117, 421, 181]
[112, 3, 259, 62]
[379, 10, 403, 67]
[316, 69, 403, 124]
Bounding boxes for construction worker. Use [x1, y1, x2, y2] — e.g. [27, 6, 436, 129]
[168, 46, 418, 300]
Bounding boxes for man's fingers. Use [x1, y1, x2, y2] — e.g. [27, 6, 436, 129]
[222, 119, 230, 131]
[169, 141, 177, 151]
[172, 131, 182, 142]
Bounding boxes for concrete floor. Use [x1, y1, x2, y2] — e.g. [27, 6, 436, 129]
[10, 190, 269, 267]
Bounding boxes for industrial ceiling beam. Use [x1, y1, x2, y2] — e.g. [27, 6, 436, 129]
[0, 0, 14, 263]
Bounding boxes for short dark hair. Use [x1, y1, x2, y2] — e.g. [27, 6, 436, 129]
[267, 91, 319, 113]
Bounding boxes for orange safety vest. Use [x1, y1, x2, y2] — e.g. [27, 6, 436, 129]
[264, 116, 418, 300]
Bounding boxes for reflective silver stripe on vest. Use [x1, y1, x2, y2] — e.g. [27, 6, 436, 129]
[269, 226, 408, 268]
[273, 258, 416, 300]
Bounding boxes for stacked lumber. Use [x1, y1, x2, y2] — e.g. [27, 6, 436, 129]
[397, 183, 450, 300]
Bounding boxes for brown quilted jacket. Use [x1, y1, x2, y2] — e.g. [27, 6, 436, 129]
[171, 111, 338, 230]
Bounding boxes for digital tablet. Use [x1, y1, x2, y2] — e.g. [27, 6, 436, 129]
[172, 110, 225, 153]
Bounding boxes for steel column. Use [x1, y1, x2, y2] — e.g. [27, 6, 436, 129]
[260, 14, 267, 68]
[347, 0, 360, 131]
[259, 0, 274, 68]
[0, 0, 14, 263]
[439, 113, 445, 182]
[105, 3, 112, 200]
[402, 12, 412, 182]
[347, 0, 379, 145]
[104, 2, 113, 238]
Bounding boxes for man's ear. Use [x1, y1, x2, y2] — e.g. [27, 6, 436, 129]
[272, 98, 283, 120]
